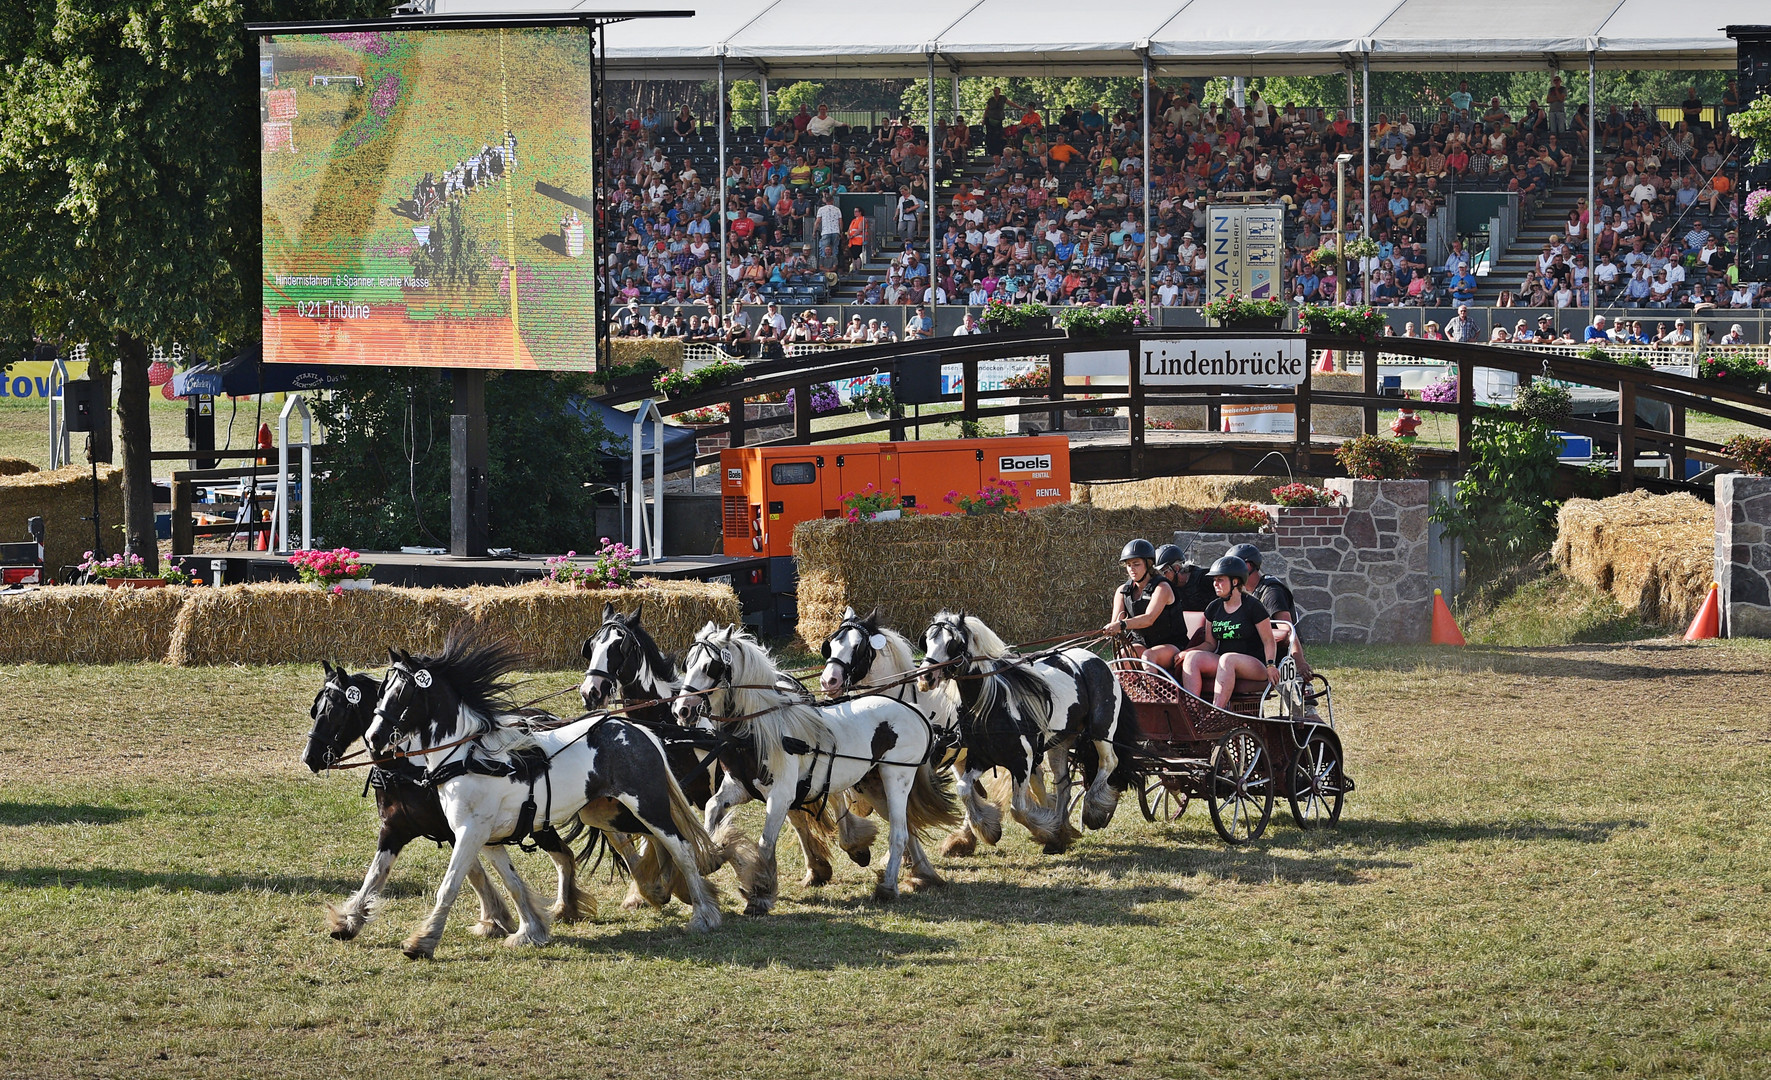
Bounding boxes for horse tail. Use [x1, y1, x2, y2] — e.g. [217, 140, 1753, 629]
[904, 763, 962, 836]
[662, 765, 723, 876]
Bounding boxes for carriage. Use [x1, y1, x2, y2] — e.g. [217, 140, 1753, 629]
[1108, 632, 1352, 845]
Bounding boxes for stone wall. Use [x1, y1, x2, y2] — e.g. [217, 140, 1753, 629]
[1174, 478, 1432, 644]
[1715, 474, 1771, 637]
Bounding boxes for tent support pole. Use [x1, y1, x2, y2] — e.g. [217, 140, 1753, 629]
[1361, 50, 1371, 307]
[1588, 50, 1597, 329]
[929, 52, 938, 317]
[760, 73, 769, 126]
[717, 53, 728, 322]
[1142, 50, 1152, 315]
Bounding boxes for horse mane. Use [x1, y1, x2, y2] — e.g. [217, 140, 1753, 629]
[871, 626, 917, 683]
[961, 615, 1012, 660]
[412, 622, 528, 739]
[625, 615, 678, 682]
[975, 655, 1052, 730]
[702, 624, 831, 765]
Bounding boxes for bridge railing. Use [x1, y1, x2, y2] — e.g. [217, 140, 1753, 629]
[598, 330, 1771, 491]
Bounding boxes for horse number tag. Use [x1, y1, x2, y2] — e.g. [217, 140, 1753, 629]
[345, 687, 363, 705]
[413, 669, 433, 689]
[869, 634, 888, 650]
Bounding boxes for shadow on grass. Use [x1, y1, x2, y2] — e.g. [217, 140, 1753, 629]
[0, 865, 385, 896]
[1064, 836, 1404, 885]
[555, 916, 962, 969]
[1324, 816, 1646, 850]
[0, 803, 143, 827]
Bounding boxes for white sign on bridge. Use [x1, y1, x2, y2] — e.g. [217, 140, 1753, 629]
[1138, 338, 1307, 386]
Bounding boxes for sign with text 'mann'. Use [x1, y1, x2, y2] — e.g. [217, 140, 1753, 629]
[1138, 338, 1307, 386]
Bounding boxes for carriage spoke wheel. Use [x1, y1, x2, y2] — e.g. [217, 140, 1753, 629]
[1287, 729, 1344, 830]
[1138, 774, 1189, 822]
[1207, 727, 1273, 845]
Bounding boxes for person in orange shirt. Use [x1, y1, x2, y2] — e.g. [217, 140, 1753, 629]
[845, 206, 868, 270]
[1019, 105, 1044, 132]
[1047, 138, 1081, 169]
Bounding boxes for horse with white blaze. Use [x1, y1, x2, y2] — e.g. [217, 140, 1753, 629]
[674, 623, 957, 912]
[302, 661, 590, 942]
[365, 626, 724, 958]
[578, 602, 871, 889]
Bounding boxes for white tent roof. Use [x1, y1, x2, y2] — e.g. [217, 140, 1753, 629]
[429, 0, 1760, 78]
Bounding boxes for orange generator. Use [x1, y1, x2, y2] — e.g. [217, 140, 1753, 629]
[720, 437, 1071, 634]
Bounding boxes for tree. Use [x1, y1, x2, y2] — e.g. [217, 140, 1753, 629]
[0, 1, 383, 572]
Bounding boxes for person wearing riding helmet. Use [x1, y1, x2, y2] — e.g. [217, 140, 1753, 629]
[1104, 539, 1188, 672]
[1155, 543, 1215, 613]
[1180, 555, 1280, 708]
[1228, 542, 1310, 678]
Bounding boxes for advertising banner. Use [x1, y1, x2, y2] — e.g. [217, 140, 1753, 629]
[259, 26, 596, 370]
[1221, 402, 1297, 434]
[0, 361, 88, 401]
[1206, 205, 1284, 301]
[1137, 339, 1307, 386]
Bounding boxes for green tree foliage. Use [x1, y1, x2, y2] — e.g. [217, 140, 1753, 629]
[770, 80, 824, 115]
[310, 369, 612, 553]
[899, 76, 1145, 122]
[0, 0, 384, 570]
[1431, 416, 1565, 582]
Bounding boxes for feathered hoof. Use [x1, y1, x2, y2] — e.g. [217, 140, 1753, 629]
[906, 869, 945, 891]
[800, 869, 830, 888]
[468, 918, 510, 939]
[844, 846, 871, 867]
[1040, 837, 1074, 856]
[688, 906, 722, 934]
[976, 818, 1004, 846]
[1082, 787, 1121, 831]
[940, 828, 978, 857]
[742, 897, 773, 917]
[504, 927, 551, 949]
[871, 882, 899, 903]
[324, 903, 363, 941]
[401, 936, 436, 960]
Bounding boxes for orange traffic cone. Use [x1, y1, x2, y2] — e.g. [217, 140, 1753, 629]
[1683, 583, 1721, 641]
[1431, 588, 1466, 645]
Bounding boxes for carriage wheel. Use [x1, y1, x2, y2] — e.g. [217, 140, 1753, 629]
[1287, 729, 1344, 830]
[1137, 774, 1189, 823]
[1207, 727, 1273, 845]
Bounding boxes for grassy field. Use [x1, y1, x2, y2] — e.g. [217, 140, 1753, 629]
[3, 641, 1770, 1079]
[0, 396, 274, 472]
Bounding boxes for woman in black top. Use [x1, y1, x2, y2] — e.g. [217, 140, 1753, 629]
[1103, 539, 1185, 673]
[1179, 555, 1279, 708]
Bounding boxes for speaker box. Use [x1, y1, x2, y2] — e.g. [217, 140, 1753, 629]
[65, 378, 101, 432]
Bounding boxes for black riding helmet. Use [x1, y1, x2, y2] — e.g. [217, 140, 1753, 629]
[1228, 543, 1263, 570]
[1120, 538, 1157, 563]
[1206, 555, 1249, 586]
[1154, 543, 1184, 570]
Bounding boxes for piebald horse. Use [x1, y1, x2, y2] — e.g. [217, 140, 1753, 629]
[674, 623, 957, 913]
[921, 613, 1141, 851]
[302, 662, 590, 942]
[365, 626, 724, 958]
[578, 603, 875, 889]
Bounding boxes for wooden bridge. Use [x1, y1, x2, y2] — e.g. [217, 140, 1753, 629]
[596, 330, 1771, 492]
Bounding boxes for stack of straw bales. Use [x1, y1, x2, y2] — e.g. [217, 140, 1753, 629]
[466, 580, 738, 668]
[0, 579, 737, 668]
[1073, 475, 1294, 509]
[0, 464, 123, 573]
[796, 503, 1256, 646]
[1554, 491, 1714, 626]
[0, 585, 185, 663]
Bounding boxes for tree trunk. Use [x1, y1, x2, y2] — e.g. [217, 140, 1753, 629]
[115, 333, 158, 574]
[87, 361, 114, 464]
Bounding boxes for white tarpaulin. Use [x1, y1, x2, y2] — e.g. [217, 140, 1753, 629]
[429, 0, 1758, 77]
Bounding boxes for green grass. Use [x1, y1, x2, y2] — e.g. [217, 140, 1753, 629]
[1457, 570, 1657, 646]
[0, 396, 274, 472]
[4, 644, 1771, 1078]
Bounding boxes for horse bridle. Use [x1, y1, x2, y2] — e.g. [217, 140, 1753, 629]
[921, 617, 972, 683]
[677, 640, 735, 719]
[821, 619, 881, 688]
[308, 677, 370, 767]
[375, 663, 435, 746]
[582, 622, 640, 689]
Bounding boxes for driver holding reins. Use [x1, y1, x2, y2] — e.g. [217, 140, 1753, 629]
[1103, 539, 1191, 673]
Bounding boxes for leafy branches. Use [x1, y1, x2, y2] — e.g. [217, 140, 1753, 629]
[1431, 416, 1564, 582]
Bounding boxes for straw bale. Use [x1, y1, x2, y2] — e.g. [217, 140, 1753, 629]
[0, 457, 39, 477]
[166, 583, 470, 667]
[607, 338, 683, 370]
[0, 585, 185, 663]
[1074, 475, 1294, 509]
[1554, 491, 1713, 626]
[464, 580, 739, 669]
[1310, 372, 1366, 438]
[795, 503, 1259, 647]
[0, 464, 123, 575]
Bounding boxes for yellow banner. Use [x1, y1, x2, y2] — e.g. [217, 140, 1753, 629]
[0, 361, 88, 402]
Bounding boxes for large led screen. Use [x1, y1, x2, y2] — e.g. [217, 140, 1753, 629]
[260, 26, 595, 370]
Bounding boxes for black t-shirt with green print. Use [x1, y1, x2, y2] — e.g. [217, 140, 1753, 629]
[1204, 593, 1271, 660]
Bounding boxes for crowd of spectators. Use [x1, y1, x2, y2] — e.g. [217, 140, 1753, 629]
[596, 79, 1763, 341]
